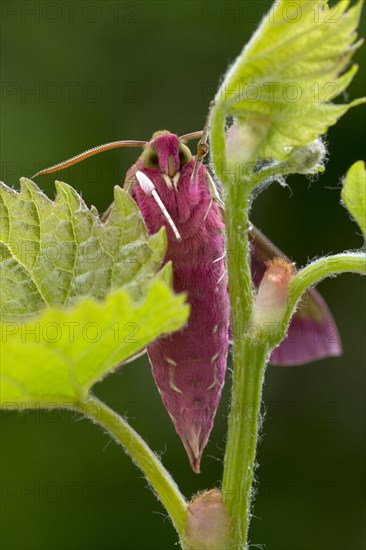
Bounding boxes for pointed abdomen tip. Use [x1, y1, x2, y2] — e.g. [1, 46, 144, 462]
[190, 456, 201, 474]
[183, 429, 204, 474]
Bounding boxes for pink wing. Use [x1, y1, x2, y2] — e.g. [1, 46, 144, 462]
[250, 226, 342, 365]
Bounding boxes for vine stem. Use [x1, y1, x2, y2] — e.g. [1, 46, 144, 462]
[210, 104, 264, 548]
[222, 339, 268, 548]
[210, 101, 366, 549]
[75, 395, 187, 541]
[285, 252, 366, 323]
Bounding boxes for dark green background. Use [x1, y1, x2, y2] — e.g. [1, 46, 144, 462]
[1, 1, 365, 549]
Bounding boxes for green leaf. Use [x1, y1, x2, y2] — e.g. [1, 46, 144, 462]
[216, 0, 365, 161]
[341, 161, 366, 237]
[0, 178, 166, 319]
[0, 178, 190, 408]
[0, 281, 189, 407]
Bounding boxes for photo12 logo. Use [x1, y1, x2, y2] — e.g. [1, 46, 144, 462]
[1, 1, 140, 24]
[1, 320, 140, 344]
[201, 1, 340, 24]
[1, 81, 141, 104]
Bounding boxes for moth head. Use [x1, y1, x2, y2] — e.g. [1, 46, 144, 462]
[140, 130, 193, 189]
[32, 129, 203, 193]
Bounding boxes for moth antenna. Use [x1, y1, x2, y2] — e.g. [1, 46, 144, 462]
[32, 140, 147, 178]
[179, 131, 203, 142]
[135, 171, 182, 241]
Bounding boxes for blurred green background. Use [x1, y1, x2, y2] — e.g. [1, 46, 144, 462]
[1, 1, 365, 549]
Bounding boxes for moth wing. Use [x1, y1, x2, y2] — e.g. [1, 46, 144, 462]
[249, 226, 342, 365]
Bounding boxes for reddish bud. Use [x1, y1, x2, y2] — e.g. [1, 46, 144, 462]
[251, 258, 295, 329]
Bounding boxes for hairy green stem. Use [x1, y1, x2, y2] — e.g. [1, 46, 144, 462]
[222, 339, 268, 548]
[210, 105, 262, 548]
[282, 252, 366, 337]
[249, 160, 320, 188]
[225, 183, 253, 326]
[76, 395, 187, 540]
[222, 169, 262, 549]
[210, 106, 254, 326]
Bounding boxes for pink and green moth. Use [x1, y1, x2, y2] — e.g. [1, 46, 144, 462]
[35, 130, 341, 472]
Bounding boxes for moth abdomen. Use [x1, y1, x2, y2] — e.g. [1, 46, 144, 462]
[129, 130, 230, 472]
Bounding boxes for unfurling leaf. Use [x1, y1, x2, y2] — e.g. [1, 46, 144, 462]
[216, 0, 365, 162]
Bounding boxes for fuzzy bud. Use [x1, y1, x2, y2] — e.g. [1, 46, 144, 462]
[225, 117, 270, 167]
[250, 258, 295, 343]
[288, 138, 326, 174]
[185, 489, 231, 549]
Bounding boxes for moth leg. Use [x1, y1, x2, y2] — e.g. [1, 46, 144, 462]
[215, 269, 227, 294]
[203, 198, 213, 221]
[206, 172, 225, 210]
[188, 101, 225, 211]
[191, 119, 210, 182]
[213, 252, 226, 264]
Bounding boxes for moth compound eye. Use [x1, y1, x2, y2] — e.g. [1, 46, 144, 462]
[141, 146, 159, 169]
[179, 144, 192, 166]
